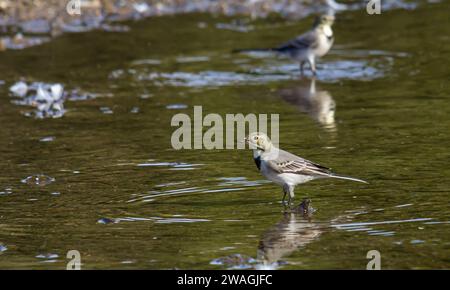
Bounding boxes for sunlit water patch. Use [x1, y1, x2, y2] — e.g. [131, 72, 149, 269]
[215, 20, 254, 33]
[106, 216, 210, 224]
[109, 48, 404, 88]
[217, 177, 271, 187]
[0, 244, 7, 253]
[166, 104, 188, 109]
[127, 176, 269, 203]
[39, 136, 55, 142]
[134, 71, 292, 87]
[136, 160, 203, 170]
[176, 56, 211, 63]
[0, 187, 13, 195]
[0, 34, 51, 51]
[35, 253, 59, 263]
[332, 217, 435, 238]
[239, 48, 409, 82]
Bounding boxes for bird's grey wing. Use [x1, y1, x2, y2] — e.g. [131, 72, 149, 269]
[274, 31, 318, 53]
[267, 150, 332, 177]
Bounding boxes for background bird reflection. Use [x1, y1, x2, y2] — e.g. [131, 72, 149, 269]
[278, 77, 337, 132]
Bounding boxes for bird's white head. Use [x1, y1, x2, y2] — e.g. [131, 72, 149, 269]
[313, 14, 335, 28]
[313, 14, 334, 39]
[245, 132, 274, 152]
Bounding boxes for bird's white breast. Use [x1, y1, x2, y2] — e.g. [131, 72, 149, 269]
[323, 25, 333, 38]
[315, 33, 333, 57]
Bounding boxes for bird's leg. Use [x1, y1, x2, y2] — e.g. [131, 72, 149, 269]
[282, 191, 287, 206]
[282, 184, 290, 207]
[288, 185, 295, 209]
[289, 197, 295, 209]
[308, 56, 317, 76]
[300, 61, 305, 76]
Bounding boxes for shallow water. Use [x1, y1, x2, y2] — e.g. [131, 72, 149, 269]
[0, 2, 449, 269]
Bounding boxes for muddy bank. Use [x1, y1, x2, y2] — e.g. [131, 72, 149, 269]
[0, 0, 340, 31]
[0, 0, 418, 50]
[0, 0, 331, 50]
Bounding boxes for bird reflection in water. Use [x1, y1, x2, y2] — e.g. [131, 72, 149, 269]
[278, 77, 336, 132]
[256, 199, 322, 269]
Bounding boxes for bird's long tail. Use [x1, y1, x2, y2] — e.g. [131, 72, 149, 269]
[330, 174, 368, 184]
[232, 48, 276, 54]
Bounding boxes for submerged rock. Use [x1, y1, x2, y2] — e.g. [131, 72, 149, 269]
[8, 81, 99, 119]
[21, 174, 55, 186]
[210, 253, 257, 269]
[97, 218, 117, 224]
[9, 81, 28, 97]
[9, 81, 66, 118]
[0, 1, 419, 51]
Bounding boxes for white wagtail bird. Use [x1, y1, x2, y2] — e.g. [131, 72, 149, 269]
[245, 132, 367, 207]
[234, 14, 335, 75]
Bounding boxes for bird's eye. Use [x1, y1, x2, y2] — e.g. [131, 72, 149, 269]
[254, 136, 258, 140]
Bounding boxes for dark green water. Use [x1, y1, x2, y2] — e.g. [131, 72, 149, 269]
[0, 2, 449, 269]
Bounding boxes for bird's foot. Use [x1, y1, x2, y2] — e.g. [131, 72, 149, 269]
[282, 201, 290, 212]
[281, 198, 295, 213]
[295, 198, 315, 218]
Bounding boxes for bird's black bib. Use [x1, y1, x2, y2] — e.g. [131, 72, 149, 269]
[253, 156, 261, 170]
